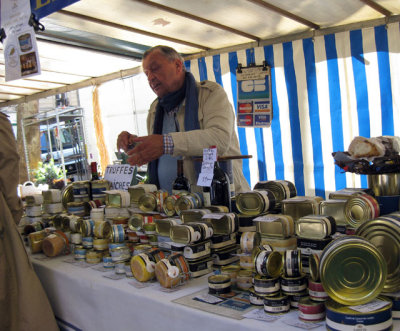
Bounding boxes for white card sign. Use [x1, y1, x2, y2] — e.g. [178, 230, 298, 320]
[104, 164, 135, 191]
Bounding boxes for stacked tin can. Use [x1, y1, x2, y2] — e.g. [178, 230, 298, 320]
[42, 189, 64, 217]
[25, 193, 44, 224]
[295, 215, 335, 274]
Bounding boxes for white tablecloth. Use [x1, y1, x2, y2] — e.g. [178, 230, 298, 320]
[31, 254, 398, 331]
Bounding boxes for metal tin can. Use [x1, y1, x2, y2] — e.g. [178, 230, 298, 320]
[202, 212, 237, 235]
[308, 279, 329, 301]
[42, 202, 63, 214]
[90, 179, 110, 202]
[220, 265, 241, 287]
[236, 269, 253, 291]
[66, 202, 87, 217]
[263, 293, 290, 314]
[155, 218, 181, 237]
[128, 184, 158, 205]
[367, 173, 400, 196]
[325, 297, 393, 331]
[288, 291, 308, 309]
[281, 196, 321, 221]
[170, 224, 203, 244]
[93, 238, 109, 251]
[154, 252, 189, 287]
[72, 181, 90, 200]
[297, 237, 332, 256]
[254, 214, 295, 238]
[208, 274, 231, 295]
[128, 214, 154, 231]
[86, 250, 101, 264]
[280, 273, 307, 294]
[212, 245, 240, 266]
[187, 257, 213, 278]
[344, 194, 380, 229]
[284, 249, 302, 277]
[260, 236, 297, 252]
[210, 233, 236, 250]
[25, 205, 42, 217]
[308, 252, 321, 281]
[248, 287, 267, 306]
[80, 219, 94, 237]
[28, 230, 46, 253]
[42, 189, 62, 204]
[253, 274, 280, 296]
[298, 296, 326, 322]
[254, 249, 283, 278]
[319, 235, 387, 305]
[355, 216, 400, 293]
[328, 188, 371, 200]
[237, 214, 256, 232]
[82, 236, 93, 249]
[235, 190, 276, 215]
[240, 231, 261, 253]
[25, 194, 43, 206]
[110, 224, 126, 243]
[382, 293, 400, 320]
[296, 215, 336, 239]
[163, 193, 186, 216]
[103, 255, 114, 268]
[74, 246, 86, 260]
[184, 240, 211, 260]
[180, 209, 212, 223]
[106, 190, 130, 208]
[93, 220, 111, 239]
[254, 180, 297, 211]
[319, 199, 347, 226]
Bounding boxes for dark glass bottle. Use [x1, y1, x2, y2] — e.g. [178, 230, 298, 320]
[172, 159, 190, 194]
[90, 161, 100, 180]
[209, 161, 231, 211]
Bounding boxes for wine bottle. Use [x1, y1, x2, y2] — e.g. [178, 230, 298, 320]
[90, 161, 100, 180]
[210, 161, 231, 211]
[172, 159, 190, 194]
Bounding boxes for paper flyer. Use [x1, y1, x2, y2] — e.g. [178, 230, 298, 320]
[1, 0, 41, 81]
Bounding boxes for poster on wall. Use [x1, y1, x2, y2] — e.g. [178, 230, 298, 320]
[236, 63, 272, 128]
[1, 0, 41, 81]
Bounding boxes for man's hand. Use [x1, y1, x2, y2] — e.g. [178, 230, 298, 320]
[127, 134, 164, 166]
[117, 131, 137, 152]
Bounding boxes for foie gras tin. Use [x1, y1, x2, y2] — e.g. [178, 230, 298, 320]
[325, 297, 393, 331]
[235, 190, 276, 216]
[254, 214, 295, 238]
[319, 235, 387, 305]
[188, 257, 213, 278]
[298, 296, 326, 322]
[253, 274, 280, 296]
[295, 215, 336, 239]
[281, 196, 321, 221]
[264, 293, 290, 314]
[319, 199, 347, 226]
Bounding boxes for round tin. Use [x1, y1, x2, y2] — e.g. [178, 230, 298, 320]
[308, 253, 321, 282]
[264, 293, 290, 314]
[80, 219, 94, 237]
[298, 296, 326, 322]
[103, 255, 114, 268]
[220, 265, 241, 287]
[280, 273, 307, 294]
[90, 208, 104, 221]
[239, 253, 254, 270]
[253, 274, 280, 295]
[254, 180, 297, 209]
[110, 245, 131, 262]
[93, 238, 109, 251]
[344, 194, 380, 229]
[82, 236, 93, 248]
[128, 214, 155, 231]
[93, 220, 111, 239]
[163, 194, 184, 216]
[240, 231, 261, 253]
[356, 216, 400, 293]
[248, 287, 266, 306]
[43, 202, 63, 214]
[28, 230, 46, 253]
[25, 194, 43, 206]
[126, 230, 139, 243]
[236, 269, 253, 291]
[325, 297, 393, 331]
[155, 252, 189, 288]
[86, 250, 101, 264]
[308, 279, 329, 301]
[26, 205, 42, 217]
[115, 261, 126, 274]
[70, 232, 82, 245]
[288, 291, 308, 309]
[131, 249, 165, 282]
[254, 249, 283, 278]
[110, 224, 125, 243]
[320, 235, 387, 305]
[208, 274, 231, 295]
[74, 246, 86, 260]
[212, 245, 240, 266]
[284, 249, 302, 277]
[43, 189, 62, 204]
[382, 293, 400, 320]
[143, 223, 156, 234]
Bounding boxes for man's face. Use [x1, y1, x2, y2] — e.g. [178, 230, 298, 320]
[142, 50, 184, 98]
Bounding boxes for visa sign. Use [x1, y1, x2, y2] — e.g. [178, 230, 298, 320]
[31, 0, 80, 19]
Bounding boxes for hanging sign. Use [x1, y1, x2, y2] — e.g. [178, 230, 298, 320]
[30, 0, 80, 20]
[236, 62, 272, 128]
[197, 147, 217, 187]
[104, 164, 135, 190]
[1, 0, 41, 81]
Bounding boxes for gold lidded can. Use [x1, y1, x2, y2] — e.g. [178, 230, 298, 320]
[254, 248, 283, 278]
[325, 296, 393, 331]
[254, 214, 295, 238]
[319, 235, 387, 305]
[263, 292, 290, 314]
[220, 265, 241, 287]
[344, 194, 380, 229]
[163, 193, 185, 216]
[235, 190, 276, 216]
[254, 180, 297, 210]
[90, 179, 110, 202]
[283, 249, 302, 277]
[25, 194, 43, 206]
[128, 213, 156, 231]
[180, 209, 212, 223]
[170, 224, 202, 244]
[295, 215, 336, 240]
[356, 215, 400, 293]
[328, 188, 370, 200]
[174, 193, 202, 215]
[208, 274, 231, 295]
[93, 220, 111, 239]
[319, 199, 347, 226]
[240, 231, 261, 254]
[106, 190, 130, 208]
[202, 212, 237, 235]
[155, 218, 182, 237]
[128, 184, 157, 205]
[42, 189, 62, 204]
[281, 196, 322, 221]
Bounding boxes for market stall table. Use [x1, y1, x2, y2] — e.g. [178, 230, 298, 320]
[31, 253, 332, 331]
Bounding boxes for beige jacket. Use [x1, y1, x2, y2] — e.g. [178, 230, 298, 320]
[0, 112, 59, 331]
[147, 80, 250, 193]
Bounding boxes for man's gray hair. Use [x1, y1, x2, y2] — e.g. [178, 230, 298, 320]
[143, 45, 185, 64]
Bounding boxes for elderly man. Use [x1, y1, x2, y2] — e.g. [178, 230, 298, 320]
[117, 45, 249, 193]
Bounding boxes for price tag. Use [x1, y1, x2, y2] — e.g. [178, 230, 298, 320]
[203, 148, 217, 162]
[201, 161, 214, 174]
[202, 213, 225, 220]
[197, 173, 213, 187]
[242, 308, 278, 322]
[194, 293, 224, 304]
[253, 215, 280, 223]
[349, 299, 391, 313]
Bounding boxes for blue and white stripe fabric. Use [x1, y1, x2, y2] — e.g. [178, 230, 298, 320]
[185, 22, 400, 198]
